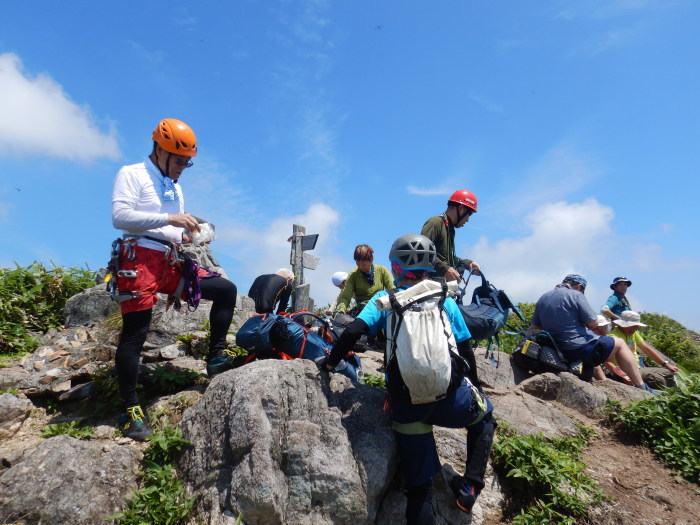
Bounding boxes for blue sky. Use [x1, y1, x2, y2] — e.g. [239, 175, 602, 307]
[1, 1, 699, 330]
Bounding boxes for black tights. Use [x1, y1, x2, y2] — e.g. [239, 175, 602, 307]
[115, 276, 237, 409]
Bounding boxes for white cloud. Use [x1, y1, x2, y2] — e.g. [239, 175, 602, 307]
[216, 202, 349, 308]
[467, 92, 505, 114]
[406, 184, 455, 196]
[466, 198, 615, 302]
[0, 53, 120, 162]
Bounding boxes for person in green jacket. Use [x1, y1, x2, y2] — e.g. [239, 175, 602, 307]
[421, 189, 481, 282]
[335, 244, 393, 315]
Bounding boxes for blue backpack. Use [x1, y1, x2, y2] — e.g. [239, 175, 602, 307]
[457, 271, 525, 366]
[235, 311, 362, 381]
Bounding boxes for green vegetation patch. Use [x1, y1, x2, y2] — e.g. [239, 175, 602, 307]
[491, 422, 604, 524]
[605, 371, 700, 483]
[363, 373, 386, 390]
[639, 312, 700, 373]
[108, 426, 195, 525]
[0, 262, 94, 357]
[41, 419, 95, 440]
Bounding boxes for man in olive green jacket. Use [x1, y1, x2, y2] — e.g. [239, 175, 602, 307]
[421, 190, 481, 282]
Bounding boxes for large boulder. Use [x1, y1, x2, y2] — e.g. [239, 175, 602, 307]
[179, 359, 396, 525]
[0, 435, 142, 525]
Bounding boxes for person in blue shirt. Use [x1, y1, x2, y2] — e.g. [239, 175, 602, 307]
[602, 276, 633, 321]
[321, 234, 495, 524]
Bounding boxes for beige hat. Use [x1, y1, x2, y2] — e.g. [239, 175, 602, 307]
[613, 310, 647, 328]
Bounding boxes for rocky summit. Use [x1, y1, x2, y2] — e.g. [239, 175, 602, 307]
[0, 284, 698, 525]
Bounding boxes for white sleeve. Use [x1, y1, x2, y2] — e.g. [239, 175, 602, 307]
[112, 201, 169, 231]
[112, 166, 169, 231]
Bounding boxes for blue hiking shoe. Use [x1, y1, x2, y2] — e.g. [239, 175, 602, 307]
[450, 475, 480, 514]
[118, 405, 153, 441]
[206, 356, 234, 377]
[635, 383, 660, 395]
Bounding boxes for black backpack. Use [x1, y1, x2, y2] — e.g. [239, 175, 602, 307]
[511, 330, 594, 381]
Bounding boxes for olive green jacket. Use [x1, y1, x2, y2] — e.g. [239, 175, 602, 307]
[336, 264, 393, 313]
[420, 214, 472, 277]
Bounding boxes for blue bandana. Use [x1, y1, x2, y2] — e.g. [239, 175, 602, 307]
[161, 175, 178, 202]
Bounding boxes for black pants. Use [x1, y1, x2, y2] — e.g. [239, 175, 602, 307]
[115, 276, 237, 409]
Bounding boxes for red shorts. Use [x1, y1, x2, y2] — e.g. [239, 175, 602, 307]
[117, 245, 210, 314]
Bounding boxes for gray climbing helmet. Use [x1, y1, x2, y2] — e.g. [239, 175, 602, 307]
[389, 234, 436, 271]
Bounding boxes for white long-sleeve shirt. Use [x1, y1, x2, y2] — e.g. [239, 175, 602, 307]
[112, 157, 185, 250]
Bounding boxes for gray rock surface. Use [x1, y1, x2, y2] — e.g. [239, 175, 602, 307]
[0, 435, 142, 525]
[179, 359, 395, 525]
[0, 393, 33, 439]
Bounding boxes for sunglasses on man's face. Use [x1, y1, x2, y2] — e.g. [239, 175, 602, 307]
[171, 156, 194, 168]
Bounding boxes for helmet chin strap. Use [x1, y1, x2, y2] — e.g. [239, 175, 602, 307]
[154, 148, 173, 179]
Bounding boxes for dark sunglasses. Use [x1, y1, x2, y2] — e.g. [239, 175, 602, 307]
[172, 157, 194, 168]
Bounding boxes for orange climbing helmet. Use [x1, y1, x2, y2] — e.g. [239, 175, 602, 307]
[448, 190, 478, 213]
[151, 119, 197, 157]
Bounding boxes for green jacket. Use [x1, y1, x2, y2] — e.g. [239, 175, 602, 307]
[421, 214, 472, 277]
[336, 264, 393, 312]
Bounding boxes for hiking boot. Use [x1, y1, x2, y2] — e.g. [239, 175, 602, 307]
[206, 356, 234, 377]
[450, 475, 480, 513]
[118, 405, 153, 441]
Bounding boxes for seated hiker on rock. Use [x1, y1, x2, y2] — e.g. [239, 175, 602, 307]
[248, 268, 294, 315]
[334, 244, 393, 316]
[590, 315, 612, 381]
[320, 234, 495, 523]
[605, 311, 678, 389]
[530, 274, 656, 393]
[325, 271, 348, 315]
[110, 118, 238, 440]
[420, 189, 481, 283]
[601, 276, 633, 321]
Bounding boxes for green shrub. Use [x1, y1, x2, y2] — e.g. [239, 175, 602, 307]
[41, 419, 94, 440]
[495, 302, 535, 354]
[0, 262, 94, 356]
[143, 426, 191, 465]
[145, 365, 202, 394]
[608, 370, 700, 482]
[108, 463, 195, 525]
[363, 373, 386, 390]
[108, 426, 194, 525]
[639, 313, 700, 373]
[491, 422, 604, 524]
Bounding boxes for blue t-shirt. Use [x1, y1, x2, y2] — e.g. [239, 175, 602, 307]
[357, 288, 471, 342]
[605, 292, 630, 316]
[532, 285, 597, 355]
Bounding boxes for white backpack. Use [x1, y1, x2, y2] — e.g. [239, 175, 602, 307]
[378, 280, 459, 405]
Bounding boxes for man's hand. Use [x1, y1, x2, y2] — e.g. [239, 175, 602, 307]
[468, 261, 481, 275]
[444, 267, 461, 282]
[168, 213, 201, 232]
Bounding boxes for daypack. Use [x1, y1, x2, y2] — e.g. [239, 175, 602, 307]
[376, 280, 468, 405]
[511, 330, 594, 381]
[457, 271, 525, 366]
[235, 311, 362, 382]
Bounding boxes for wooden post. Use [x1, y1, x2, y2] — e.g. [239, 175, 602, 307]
[291, 224, 305, 311]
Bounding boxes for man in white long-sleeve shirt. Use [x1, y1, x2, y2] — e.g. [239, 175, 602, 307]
[111, 118, 238, 440]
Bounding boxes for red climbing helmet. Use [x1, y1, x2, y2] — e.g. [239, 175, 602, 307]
[448, 190, 478, 213]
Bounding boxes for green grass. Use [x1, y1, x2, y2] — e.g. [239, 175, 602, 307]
[107, 426, 195, 525]
[491, 422, 604, 524]
[41, 419, 94, 440]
